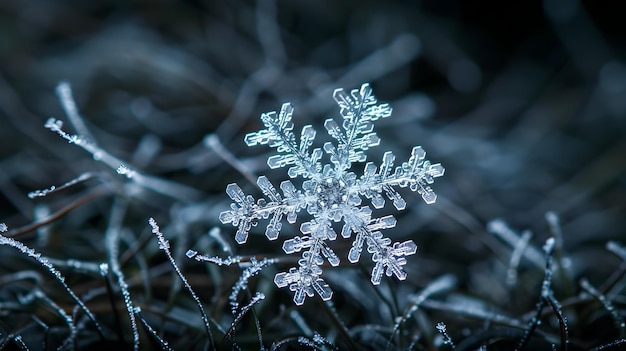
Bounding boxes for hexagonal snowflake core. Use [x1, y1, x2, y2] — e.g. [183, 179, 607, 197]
[316, 178, 347, 210]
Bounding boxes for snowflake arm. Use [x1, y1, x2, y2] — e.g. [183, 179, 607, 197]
[324, 83, 392, 171]
[273, 218, 342, 305]
[244, 103, 322, 178]
[219, 176, 307, 243]
[356, 146, 445, 209]
[274, 254, 333, 306]
[341, 207, 417, 284]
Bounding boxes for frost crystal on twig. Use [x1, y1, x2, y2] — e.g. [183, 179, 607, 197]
[220, 83, 444, 305]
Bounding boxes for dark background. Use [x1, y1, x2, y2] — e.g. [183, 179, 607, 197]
[0, 0, 625, 350]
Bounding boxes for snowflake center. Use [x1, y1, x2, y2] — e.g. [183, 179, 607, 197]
[316, 178, 347, 210]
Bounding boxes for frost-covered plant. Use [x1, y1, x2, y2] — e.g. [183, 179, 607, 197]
[220, 83, 444, 305]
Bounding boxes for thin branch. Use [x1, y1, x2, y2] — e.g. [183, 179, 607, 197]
[149, 218, 216, 351]
[544, 293, 569, 351]
[6, 185, 109, 238]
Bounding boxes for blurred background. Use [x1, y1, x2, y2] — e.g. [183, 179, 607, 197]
[0, 0, 625, 349]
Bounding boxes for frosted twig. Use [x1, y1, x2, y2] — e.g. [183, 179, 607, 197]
[541, 238, 555, 298]
[134, 307, 174, 351]
[0, 270, 42, 286]
[297, 332, 336, 350]
[105, 199, 139, 350]
[100, 263, 125, 343]
[515, 238, 555, 351]
[269, 337, 298, 351]
[580, 278, 626, 338]
[46, 258, 101, 274]
[507, 230, 532, 286]
[116, 165, 137, 179]
[45, 117, 201, 201]
[436, 322, 455, 349]
[270, 333, 338, 351]
[516, 298, 546, 351]
[0, 233, 104, 340]
[12, 335, 29, 351]
[108, 251, 139, 349]
[545, 212, 574, 295]
[55, 81, 94, 142]
[590, 339, 626, 351]
[601, 241, 626, 296]
[607, 241, 626, 261]
[387, 274, 457, 350]
[545, 212, 563, 249]
[149, 218, 216, 350]
[224, 292, 266, 343]
[229, 257, 276, 315]
[33, 289, 76, 350]
[185, 250, 243, 266]
[46, 83, 203, 202]
[544, 293, 569, 351]
[251, 303, 264, 351]
[321, 300, 358, 351]
[28, 172, 96, 199]
[119, 231, 152, 300]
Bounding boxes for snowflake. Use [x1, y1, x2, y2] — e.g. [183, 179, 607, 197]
[220, 83, 444, 305]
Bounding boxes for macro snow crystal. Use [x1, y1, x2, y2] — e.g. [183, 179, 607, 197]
[220, 83, 444, 305]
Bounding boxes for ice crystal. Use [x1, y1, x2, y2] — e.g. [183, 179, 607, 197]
[229, 257, 276, 315]
[220, 83, 444, 305]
